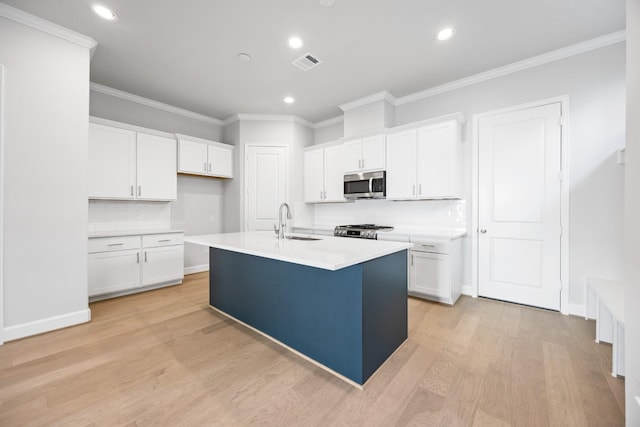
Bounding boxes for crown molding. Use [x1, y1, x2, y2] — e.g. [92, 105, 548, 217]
[313, 115, 344, 129]
[0, 3, 97, 51]
[223, 113, 315, 129]
[90, 83, 224, 126]
[395, 30, 626, 106]
[339, 91, 397, 112]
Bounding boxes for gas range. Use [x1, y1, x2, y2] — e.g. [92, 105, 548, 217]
[333, 224, 394, 240]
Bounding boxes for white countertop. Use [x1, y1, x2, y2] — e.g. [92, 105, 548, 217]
[89, 229, 184, 238]
[184, 231, 413, 271]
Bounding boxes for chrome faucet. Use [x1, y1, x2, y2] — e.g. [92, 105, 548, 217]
[274, 202, 292, 239]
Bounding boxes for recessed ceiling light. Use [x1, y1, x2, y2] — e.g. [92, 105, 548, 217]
[93, 5, 118, 21]
[284, 96, 295, 104]
[236, 53, 252, 62]
[288, 37, 303, 49]
[436, 27, 455, 41]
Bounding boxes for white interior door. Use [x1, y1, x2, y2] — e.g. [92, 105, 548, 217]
[246, 145, 287, 231]
[478, 102, 562, 310]
[0, 65, 4, 344]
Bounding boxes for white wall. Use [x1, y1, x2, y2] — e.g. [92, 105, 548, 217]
[89, 90, 226, 271]
[625, 0, 640, 424]
[343, 100, 393, 137]
[314, 120, 343, 145]
[222, 121, 241, 232]
[0, 17, 92, 339]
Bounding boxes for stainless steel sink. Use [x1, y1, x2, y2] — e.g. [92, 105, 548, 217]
[285, 236, 321, 241]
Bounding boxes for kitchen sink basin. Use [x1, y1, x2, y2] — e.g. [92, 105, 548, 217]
[285, 236, 321, 241]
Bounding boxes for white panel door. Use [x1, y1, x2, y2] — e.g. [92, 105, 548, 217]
[142, 245, 184, 287]
[304, 149, 324, 202]
[178, 140, 208, 175]
[208, 145, 233, 178]
[136, 133, 177, 200]
[478, 102, 562, 310]
[323, 145, 345, 201]
[246, 145, 287, 231]
[88, 249, 141, 296]
[386, 129, 417, 199]
[410, 252, 450, 298]
[361, 134, 386, 171]
[88, 123, 136, 199]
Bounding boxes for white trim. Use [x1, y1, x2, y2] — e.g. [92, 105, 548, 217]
[339, 90, 397, 112]
[471, 96, 571, 313]
[89, 116, 176, 139]
[224, 113, 314, 129]
[0, 65, 4, 345]
[184, 264, 209, 275]
[313, 115, 344, 129]
[395, 31, 625, 106]
[175, 133, 232, 150]
[0, 3, 97, 51]
[3, 309, 91, 342]
[461, 285, 475, 297]
[567, 303, 585, 317]
[388, 112, 466, 134]
[90, 83, 224, 126]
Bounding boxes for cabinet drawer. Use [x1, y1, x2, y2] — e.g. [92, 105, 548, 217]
[142, 233, 184, 248]
[410, 239, 449, 254]
[88, 236, 140, 253]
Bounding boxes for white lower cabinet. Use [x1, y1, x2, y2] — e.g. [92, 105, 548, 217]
[88, 232, 184, 300]
[408, 238, 462, 305]
[88, 249, 141, 296]
[142, 245, 184, 287]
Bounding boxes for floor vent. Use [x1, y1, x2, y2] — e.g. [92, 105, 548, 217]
[292, 53, 322, 71]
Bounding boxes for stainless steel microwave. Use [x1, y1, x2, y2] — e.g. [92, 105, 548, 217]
[344, 170, 386, 199]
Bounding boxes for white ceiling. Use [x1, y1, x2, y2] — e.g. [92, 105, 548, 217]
[2, 0, 626, 123]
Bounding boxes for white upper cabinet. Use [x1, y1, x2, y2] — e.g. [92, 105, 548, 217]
[386, 120, 462, 200]
[343, 134, 385, 173]
[304, 148, 325, 203]
[136, 133, 177, 200]
[88, 121, 177, 201]
[88, 123, 137, 199]
[304, 143, 347, 203]
[177, 135, 233, 178]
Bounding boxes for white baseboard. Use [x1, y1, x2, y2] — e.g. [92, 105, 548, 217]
[4, 308, 91, 342]
[461, 284, 476, 297]
[566, 303, 586, 317]
[184, 264, 209, 275]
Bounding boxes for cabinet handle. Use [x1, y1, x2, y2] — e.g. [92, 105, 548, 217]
[362, 159, 365, 169]
[138, 185, 141, 197]
[419, 184, 422, 195]
[107, 243, 124, 246]
[158, 239, 171, 242]
[323, 190, 326, 199]
[144, 251, 148, 262]
[320, 190, 323, 200]
[412, 185, 416, 195]
[204, 162, 207, 172]
[130, 185, 134, 196]
[137, 252, 140, 263]
[208, 163, 212, 173]
[411, 254, 414, 266]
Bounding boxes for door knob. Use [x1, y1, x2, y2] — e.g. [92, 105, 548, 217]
[480, 229, 487, 234]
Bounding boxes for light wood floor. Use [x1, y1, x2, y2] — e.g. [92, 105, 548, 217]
[0, 272, 625, 426]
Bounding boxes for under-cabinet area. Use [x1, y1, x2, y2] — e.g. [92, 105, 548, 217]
[88, 232, 184, 301]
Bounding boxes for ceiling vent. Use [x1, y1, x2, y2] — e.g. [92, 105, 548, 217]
[292, 53, 322, 71]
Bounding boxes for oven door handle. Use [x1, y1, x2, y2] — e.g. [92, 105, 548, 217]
[369, 177, 374, 193]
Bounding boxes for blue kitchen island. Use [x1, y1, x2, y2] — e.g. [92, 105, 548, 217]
[185, 232, 412, 388]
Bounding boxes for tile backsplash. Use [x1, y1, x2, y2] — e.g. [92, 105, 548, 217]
[88, 200, 171, 233]
[312, 199, 466, 230]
